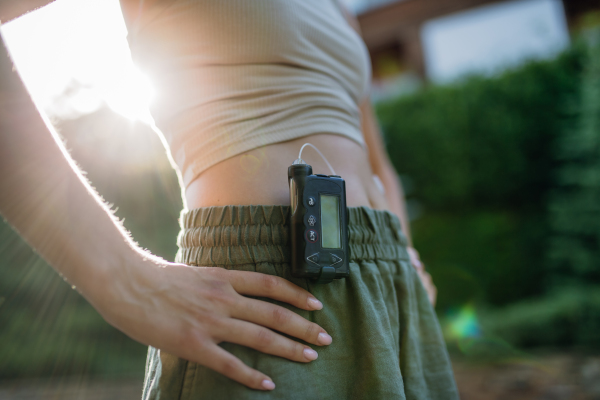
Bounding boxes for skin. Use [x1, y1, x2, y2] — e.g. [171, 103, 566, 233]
[0, 0, 436, 391]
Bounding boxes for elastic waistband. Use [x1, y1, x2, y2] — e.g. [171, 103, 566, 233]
[177, 205, 409, 266]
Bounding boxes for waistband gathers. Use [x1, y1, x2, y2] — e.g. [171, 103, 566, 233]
[177, 205, 409, 266]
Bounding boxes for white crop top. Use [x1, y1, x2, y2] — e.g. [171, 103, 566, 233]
[128, 0, 371, 187]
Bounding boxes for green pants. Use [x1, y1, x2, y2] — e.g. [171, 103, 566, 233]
[142, 205, 458, 399]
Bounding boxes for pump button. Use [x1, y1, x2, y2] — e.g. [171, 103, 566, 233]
[331, 254, 342, 265]
[306, 229, 318, 243]
[307, 253, 320, 264]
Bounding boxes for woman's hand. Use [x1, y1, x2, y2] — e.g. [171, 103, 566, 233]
[0, 33, 329, 392]
[408, 247, 437, 307]
[94, 258, 331, 391]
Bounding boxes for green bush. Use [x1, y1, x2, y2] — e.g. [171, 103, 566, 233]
[547, 34, 600, 285]
[376, 45, 586, 310]
[377, 38, 600, 350]
[377, 46, 585, 210]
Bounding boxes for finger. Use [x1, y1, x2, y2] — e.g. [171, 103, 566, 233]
[201, 343, 276, 391]
[407, 247, 424, 270]
[423, 272, 433, 287]
[417, 271, 436, 306]
[230, 297, 332, 346]
[217, 318, 320, 363]
[224, 270, 323, 311]
[429, 275, 437, 306]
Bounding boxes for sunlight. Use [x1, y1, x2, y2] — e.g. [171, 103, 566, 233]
[0, 0, 154, 122]
[103, 65, 155, 122]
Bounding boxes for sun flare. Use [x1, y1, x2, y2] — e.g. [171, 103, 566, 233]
[0, 0, 154, 123]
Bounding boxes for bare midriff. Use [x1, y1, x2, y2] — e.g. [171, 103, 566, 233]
[185, 134, 390, 211]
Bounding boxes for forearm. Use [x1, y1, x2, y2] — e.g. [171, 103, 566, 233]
[0, 1, 57, 23]
[375, 162, 412, 246]
[360, 100, 412, 245]
[0, 34, 151, 309]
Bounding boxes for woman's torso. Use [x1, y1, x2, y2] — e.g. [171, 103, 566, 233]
[120, 0, 390, 211]
[185, 133, 388, 210]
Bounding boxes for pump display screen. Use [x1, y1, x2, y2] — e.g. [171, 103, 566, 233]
[320, 195, 341, 249]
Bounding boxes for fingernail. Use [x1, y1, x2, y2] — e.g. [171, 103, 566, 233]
[303, 348, 318, 361]
[261, 379, 275, 390]
[317, 332, 332, 345]
[308, 297, 323, 310]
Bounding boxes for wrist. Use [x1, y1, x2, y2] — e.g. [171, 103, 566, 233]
[77, 243, 148, 313]
[86, 243, 181, 327]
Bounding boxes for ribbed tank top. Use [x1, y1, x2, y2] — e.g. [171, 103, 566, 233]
[128, 0, 371, 187]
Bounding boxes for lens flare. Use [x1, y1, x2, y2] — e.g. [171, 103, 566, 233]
[1, 0, 154, 122]
[445, 303, 481, 341]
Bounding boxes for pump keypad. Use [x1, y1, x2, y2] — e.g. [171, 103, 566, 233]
[305, 252, 344, 268]
[306, 229, 318, 243]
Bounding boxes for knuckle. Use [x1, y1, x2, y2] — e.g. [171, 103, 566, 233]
[255, 328, 274, 350]
[178, 324, 198, 345]
[208, 286, 237, 308]
[205, 315, 227, 337]
[208, 278, 232, 293]
[290, 342, 304, 359]
[203, 267, 229, 283]
[271, 307, 290, 325]
[304, 322, 318, 342]
[221, 357, 240, 377]
[190, 335, 211, 355]
[261, 274, 280, 293]
[178, 324, 207, 350]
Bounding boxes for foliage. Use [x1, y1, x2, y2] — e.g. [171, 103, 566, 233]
[377, 38, 600, 350]
[377, 46, 585, 210]
[546, 34, 600, 286]
[481, 286, 600, 349]
[0, 231, 147, 378]
[0, 109, 183, 379]
[376, 44, 586, 310]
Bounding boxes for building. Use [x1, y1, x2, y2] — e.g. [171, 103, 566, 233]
[352, 0, 600, 98]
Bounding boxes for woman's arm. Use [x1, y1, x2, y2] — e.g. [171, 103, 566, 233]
[339, 1, 437, 307]
[360, 100, 413, 245]
[337, 4, 414, 245]
[0, 0, 56, 23]
[0, 33, 331, 391]
[360, 99, 437, 306]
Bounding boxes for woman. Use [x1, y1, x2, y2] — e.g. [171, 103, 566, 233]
[0, 0, 457, 398]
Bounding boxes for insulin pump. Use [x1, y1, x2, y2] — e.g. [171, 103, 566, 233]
[288, 144, 350, 284]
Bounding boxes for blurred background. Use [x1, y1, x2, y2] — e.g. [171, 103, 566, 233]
[1, 0, 599, 398]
